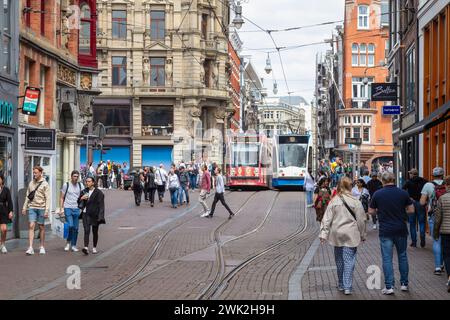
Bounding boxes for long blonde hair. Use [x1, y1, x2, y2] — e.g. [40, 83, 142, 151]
[337, 176, 353, 195]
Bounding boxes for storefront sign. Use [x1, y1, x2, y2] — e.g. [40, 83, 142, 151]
[25, 129, 55, 150]
[371, 83, 397, 101]
[345, 138, 362, 145]
[382, 105, 401, 115]
[324, 139, 335, 149]
[22, 87, 41, 116]
[0, 100, 13, 126]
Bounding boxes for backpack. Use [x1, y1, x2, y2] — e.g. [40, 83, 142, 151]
[63, 182, 82, 202]
[360, 193, 369, 213]
[431, 181, 447, 215]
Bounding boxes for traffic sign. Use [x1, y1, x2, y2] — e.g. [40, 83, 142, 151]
[382, 105, 401, 115]
[345, 138, 362, 145]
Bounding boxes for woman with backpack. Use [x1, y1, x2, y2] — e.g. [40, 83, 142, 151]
[319, 177, 367, 295]
[313, 177, 332, 222]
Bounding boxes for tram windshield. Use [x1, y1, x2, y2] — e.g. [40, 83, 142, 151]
[279, 143, 307, 168]
[231, 143, 259, 167]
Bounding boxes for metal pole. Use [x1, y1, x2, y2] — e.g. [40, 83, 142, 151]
[86, 135, 89, 166]
[239, 57, 245, 133]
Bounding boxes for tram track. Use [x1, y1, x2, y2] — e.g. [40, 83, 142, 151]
[198, 192, 313, 300]
[92, 191, 259, 300]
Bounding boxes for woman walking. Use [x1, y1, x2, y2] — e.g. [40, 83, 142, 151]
[78, 177, 105, 255]
[320, 177, 367, 295]
[168, 168, 180, 208]
[0, 175, 13, 253]
[352, 178, 370, 219]
[147, 167, 157, 207]
[313, 177, 332, 222]
[304, 170, 315, 207]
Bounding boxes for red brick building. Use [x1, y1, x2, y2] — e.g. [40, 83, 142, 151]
[228, 42, 241, 131]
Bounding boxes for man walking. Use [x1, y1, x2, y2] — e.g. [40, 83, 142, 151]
[178, 165, 190, 205]
[155, 164, 168, 202]
[59, 170, 84, 252]
[369, 172, 415, 295]
[199, 164, 211, 217]
[22, 166, 51, 255]
[367, 172, 383, 229]
[402, 168, 428, 247]
[420, 166, 446, 275]
[205, 168, 234, 219]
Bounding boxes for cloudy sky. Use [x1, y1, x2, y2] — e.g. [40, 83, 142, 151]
[236, 0, 345, 103]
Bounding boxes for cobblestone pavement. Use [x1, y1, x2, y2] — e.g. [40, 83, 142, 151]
[2, 189, 449, 300]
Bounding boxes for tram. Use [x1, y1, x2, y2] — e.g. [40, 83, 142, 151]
[272, 134, 312, 189]
[225, 131, 273, 189]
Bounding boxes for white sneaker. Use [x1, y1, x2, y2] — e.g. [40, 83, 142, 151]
[400, 285, 409, 292]
[39, 247, 46, 255]
[64, 243, 70, 252]
[1, 245, 7, 254]
[344, 289, 352, 295]
[373, 225, 377, 230]
[71, 246, 79, 252]
[381, 287, 394, 295]
[26, 247, 34, 255]
[200, 211, 210, 218]
[92, 247, 98, 254]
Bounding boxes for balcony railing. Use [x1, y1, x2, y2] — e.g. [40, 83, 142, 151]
[344, 98, 376, 109]
[141, 125, 173, 137]
[104, 126, 131, 136]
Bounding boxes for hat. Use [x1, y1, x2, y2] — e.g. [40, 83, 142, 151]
[408, 168, 419, 175]
[432, 167, 444, 177]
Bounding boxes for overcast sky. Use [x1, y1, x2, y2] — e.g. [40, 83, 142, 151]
[236, 0, 345, 104]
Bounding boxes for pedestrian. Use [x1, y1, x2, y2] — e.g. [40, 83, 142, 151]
[369, 172, 415, 295]
[367, 172, 382, 229]
[210, 162, 217, 189]
[96, 162, 103, 188]
[420, 166, 446, 275]
[360, 161, 369, 178]
[313, 177, 332, 222]
[146, 167, 157, 207]
[204, 167, 235, 219]
[199, 164, 211, 217]
[155, 164, 168, 202]
[362, 170, 371, 185]
[433, 175, 450, 292]
[112, 161, 119, 189]
[304, 170, 315, 207]
[132, 171, 144, 206]
[0, 174, 13, 254]
[59, 170, 84, 252]
[22, 166, 50, 255]
[87, 162, 96, 179]
[168, 168, 180, 209]
[178, 165, 190, 205]
[319, 176, 367, 295]
[143, 167, 150, 201]
[402, 168, 428, 248]
[78, 177, 105, 255]
[352, 179, 370, 217]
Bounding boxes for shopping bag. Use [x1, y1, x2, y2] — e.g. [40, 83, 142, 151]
[53, 215, 68, 239]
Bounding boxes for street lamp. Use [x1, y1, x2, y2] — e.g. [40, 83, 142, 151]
[362, 61, 387, 85]
[273, 81, 278, 95]
[232, 1, 244, 29]
[264, 53, 272, 74]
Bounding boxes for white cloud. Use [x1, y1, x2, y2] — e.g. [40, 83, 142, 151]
[237, 0, 344, 103]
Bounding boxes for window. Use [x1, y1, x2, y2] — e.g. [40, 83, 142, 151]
[358, 5, 369, 29]
[142, 106, 173, 136]
[201, 14, 208, 39]
[352, 115, 361, 124]
[39, 66, 46, 125]
[345, 116, 351, 124]
[345, 128, 351, 138]
[112, 56, 127, 86]
[385, 39, 389, 58]
[150, 57, 165, 87]
[359, 43, 367, 66]
[93, 106, 130, 135]
[1, 0, 11, 74]
[405, 46, 416, 112]
[40, 0, 45, 36]
[353, 127, 361, 139]
[79, 3, 92, 55]
[352, 77, 374, 99]
[363, 115, 371, 124]
[380, 0, 389, 26]
[150, 11, 165, 40]
[112, 10, 127, 39]
[363, 127, 370, 142]
[368, 43, 375, 66]
[352, 43, 359, 66]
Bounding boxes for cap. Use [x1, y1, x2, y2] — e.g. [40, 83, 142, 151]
[408, 168, 419, 175]
[432, 167, 444, 177]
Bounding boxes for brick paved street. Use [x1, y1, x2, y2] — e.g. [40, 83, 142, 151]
[2, 190, 449, 300]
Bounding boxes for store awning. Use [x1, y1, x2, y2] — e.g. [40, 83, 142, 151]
[399, 100, 450, 140]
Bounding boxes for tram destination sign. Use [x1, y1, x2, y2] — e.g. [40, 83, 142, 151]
[25, 129, 56, 150]
[345, 138, 362, 145]
[371, 83, 397, 101]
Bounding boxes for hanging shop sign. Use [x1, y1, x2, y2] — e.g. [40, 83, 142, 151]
[25, 129, 56, 150]
[370, 83, 397, 101]
[0, 100, 13, 126]
[22, 87, 41, 116]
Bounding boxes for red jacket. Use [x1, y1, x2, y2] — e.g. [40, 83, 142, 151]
[201, 171, 211, 192]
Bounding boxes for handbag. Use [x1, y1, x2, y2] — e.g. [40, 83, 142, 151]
[27, 181, 44, 202]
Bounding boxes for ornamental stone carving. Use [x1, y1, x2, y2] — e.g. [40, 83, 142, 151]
[189, 106, 201, 118]
[143, 58, 150, 84]
[78, 94, 93, 119]
[214, 108, 226, 120]
[80, 73, 92, 90]
[58, 64, 76, 86]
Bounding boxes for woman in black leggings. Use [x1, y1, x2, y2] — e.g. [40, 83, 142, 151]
[78, 177, 105, 255]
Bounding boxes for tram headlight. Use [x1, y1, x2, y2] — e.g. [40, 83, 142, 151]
[254, 168, 259, 176]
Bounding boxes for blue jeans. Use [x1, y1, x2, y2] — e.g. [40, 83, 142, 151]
[169, 188, 179, 207]
[306, 190, 313, 205]
[189, 175, 197, 189]
[380, 236, 409, 289]
[334, 247, 357, 291]
[179, 186, 189, 205]
[64, 208, 80, 246]
[409, 201, 426, 245]
[428, 216, 443, 269]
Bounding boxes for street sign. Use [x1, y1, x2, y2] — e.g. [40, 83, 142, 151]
[25, 129, 56, 150]
[371, 83, 397, 101]
[345, 138, 362, 145]
[382, 105, 401, 115]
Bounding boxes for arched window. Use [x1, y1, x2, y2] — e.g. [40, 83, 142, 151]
[358, 5, 369, 29]
[352, 43, 358, 66]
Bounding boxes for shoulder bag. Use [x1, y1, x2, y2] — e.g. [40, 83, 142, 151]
[339, 195, 357, 221]
[27, 181, 44, 202]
